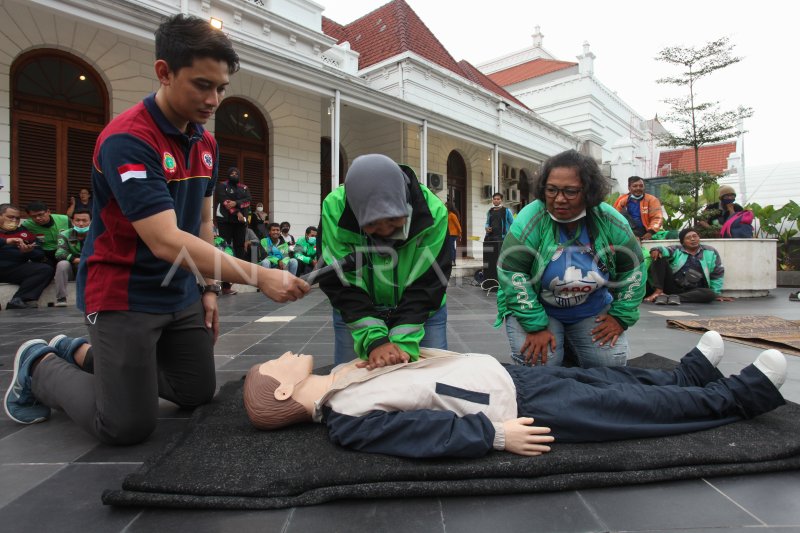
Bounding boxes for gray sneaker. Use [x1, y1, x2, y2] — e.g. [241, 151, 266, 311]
[4, 340, 53, 424]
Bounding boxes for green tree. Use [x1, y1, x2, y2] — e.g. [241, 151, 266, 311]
[655, 37, 754, 226]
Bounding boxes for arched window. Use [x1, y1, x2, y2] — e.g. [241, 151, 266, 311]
[11, 50, 108, 213]
[215, 98, 269, 209]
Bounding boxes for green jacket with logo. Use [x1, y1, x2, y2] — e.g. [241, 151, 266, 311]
[652, 243, 725, 294]
[319, 173, 450, 361]
[55, 228, 86, 263]
[22, 214, 70, 251]
[294, 236, 317, 266]
[495, 200, 646, 332]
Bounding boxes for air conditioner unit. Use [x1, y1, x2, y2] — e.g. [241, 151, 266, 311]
[427, 173, 443, 192]
[482, 185, 494, 199]
[505, 187, 520, 203]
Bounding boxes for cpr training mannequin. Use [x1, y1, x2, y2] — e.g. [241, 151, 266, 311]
[243, 332, 787, 459]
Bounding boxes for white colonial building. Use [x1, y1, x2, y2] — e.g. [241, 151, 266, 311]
[0, 0, 656, 258]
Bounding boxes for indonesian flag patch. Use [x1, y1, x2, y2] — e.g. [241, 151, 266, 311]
[118, 163, 147, 182]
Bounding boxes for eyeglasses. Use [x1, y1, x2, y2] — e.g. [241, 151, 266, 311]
[543, 185, 583, 200]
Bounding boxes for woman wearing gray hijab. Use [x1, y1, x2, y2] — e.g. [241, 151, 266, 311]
[319, 154, 451, 369]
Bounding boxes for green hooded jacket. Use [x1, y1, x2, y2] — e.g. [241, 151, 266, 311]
[319, 173, 450, 361]
[652, 243, 725, 294]
[495, 200, 646, 332]
[22, 213, 70, 251]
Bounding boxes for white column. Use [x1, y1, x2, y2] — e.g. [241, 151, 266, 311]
[421, 119, 428, 184]
[492, 144, 500, 194]
[332, 90, 341, 188]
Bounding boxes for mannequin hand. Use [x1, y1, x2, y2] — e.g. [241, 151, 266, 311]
[358, 343, 409, 370]
[502, 418, 553, 456]
[591, 314, 624, 346]
[519, 330, 556, 365]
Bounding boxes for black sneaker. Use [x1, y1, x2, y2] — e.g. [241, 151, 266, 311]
[54, 298, 67, 307]
[6, 298, 29, 310]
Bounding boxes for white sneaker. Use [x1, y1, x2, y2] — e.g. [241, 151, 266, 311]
[753, 349, 787, 389]
[696, 331, 724, 367]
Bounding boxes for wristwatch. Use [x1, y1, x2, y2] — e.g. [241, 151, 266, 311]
[200, 282, 222, 296]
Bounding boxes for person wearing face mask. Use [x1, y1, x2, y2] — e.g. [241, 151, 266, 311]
[293, 226, 318, 276]
[214, 167, 251, 295]
[644, 227, 732, 305]
[613, 176, 663, 240]
[319, 154, 451, 368]
[53, 209, 92, 307]
[249, 202, 268, 240]
[0, 203, 54, 310]
[699, 185, 744, 229]
[279, 221, 296, 255]
[496, 150, 646, 369]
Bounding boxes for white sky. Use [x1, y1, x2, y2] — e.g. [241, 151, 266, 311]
[321, 0, 799, 168]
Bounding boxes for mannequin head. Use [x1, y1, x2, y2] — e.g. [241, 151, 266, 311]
[243, 352, 314, 430]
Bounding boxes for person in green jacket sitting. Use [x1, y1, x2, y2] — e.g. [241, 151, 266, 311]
[260, 223, 298, 275]
[644, 227, 733, 305]
[22, 200, 70, 267]
[294, 226, 318, 276]
[53, 209, 92, 306]
[496, 149, 646, 369]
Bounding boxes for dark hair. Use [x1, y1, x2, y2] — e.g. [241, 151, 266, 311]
[535, 149, 610, 208]
[269, 222, 281, 230]
[280, 221, 290, 229]
[305, 226, 317, 236]
[72, 208, 91, 219]
[25, 200, 48, 213]
[446, 200, 460, 218]
[492, 192, 503, 200]
[679, 226, 699, 244]
[155, 14, 240, 75]
[0, 203, 19, 216]
[627, 175, 644, 186]
[79, 187, 91, 195]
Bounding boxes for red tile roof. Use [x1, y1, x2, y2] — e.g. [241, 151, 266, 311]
[323, 0, 461, 73]
[457, 60, 527, 109]
[488, 59, 577, 87]
[658, 142, 737, 175]
[323, 0, 527, 109]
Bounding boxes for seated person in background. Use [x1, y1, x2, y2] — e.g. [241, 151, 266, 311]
[293, 226, 318, 276]
[243, 332, 788, 459]
[66, 187, 93, 218]
[249, 202, 268, 240]
[21, 200, 70, 267]
[279, 221, 296, 253]
[0, 204, 54, 309]
[53, 209, 91, 307]
[645, 227, 733, 305]
[698, 185, 743, 229]
[243, 227, 264, 263]
[260, 222, 298, 275]
[612, 176, 663, 240]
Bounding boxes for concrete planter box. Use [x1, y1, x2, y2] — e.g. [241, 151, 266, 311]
[642, 238, 777, 298]
[777, 270, 800, 287]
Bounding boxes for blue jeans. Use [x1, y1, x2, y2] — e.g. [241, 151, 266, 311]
[447, 235, 458, 265]
[505, 307, 628, 368]
[333, 304, 448, 365]
[260, 257, 298, 276]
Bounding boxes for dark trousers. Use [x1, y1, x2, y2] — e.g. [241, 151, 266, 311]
[505, 347, 784, 443]
[447, 235, 458, 265]
[217, 220, 248, 261]
[0, 261, 54, 302]
[483, 239, 502, 281]
[647, 257, 716, 303]
[32, 300, 215, 445]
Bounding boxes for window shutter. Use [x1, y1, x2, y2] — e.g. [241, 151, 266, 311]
[16, 119, 57, 211]
[243, 155, 266, 208]
[67, 127, 99, 201]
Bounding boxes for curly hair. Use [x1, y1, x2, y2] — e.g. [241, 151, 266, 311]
[534, 149, 610, 208]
